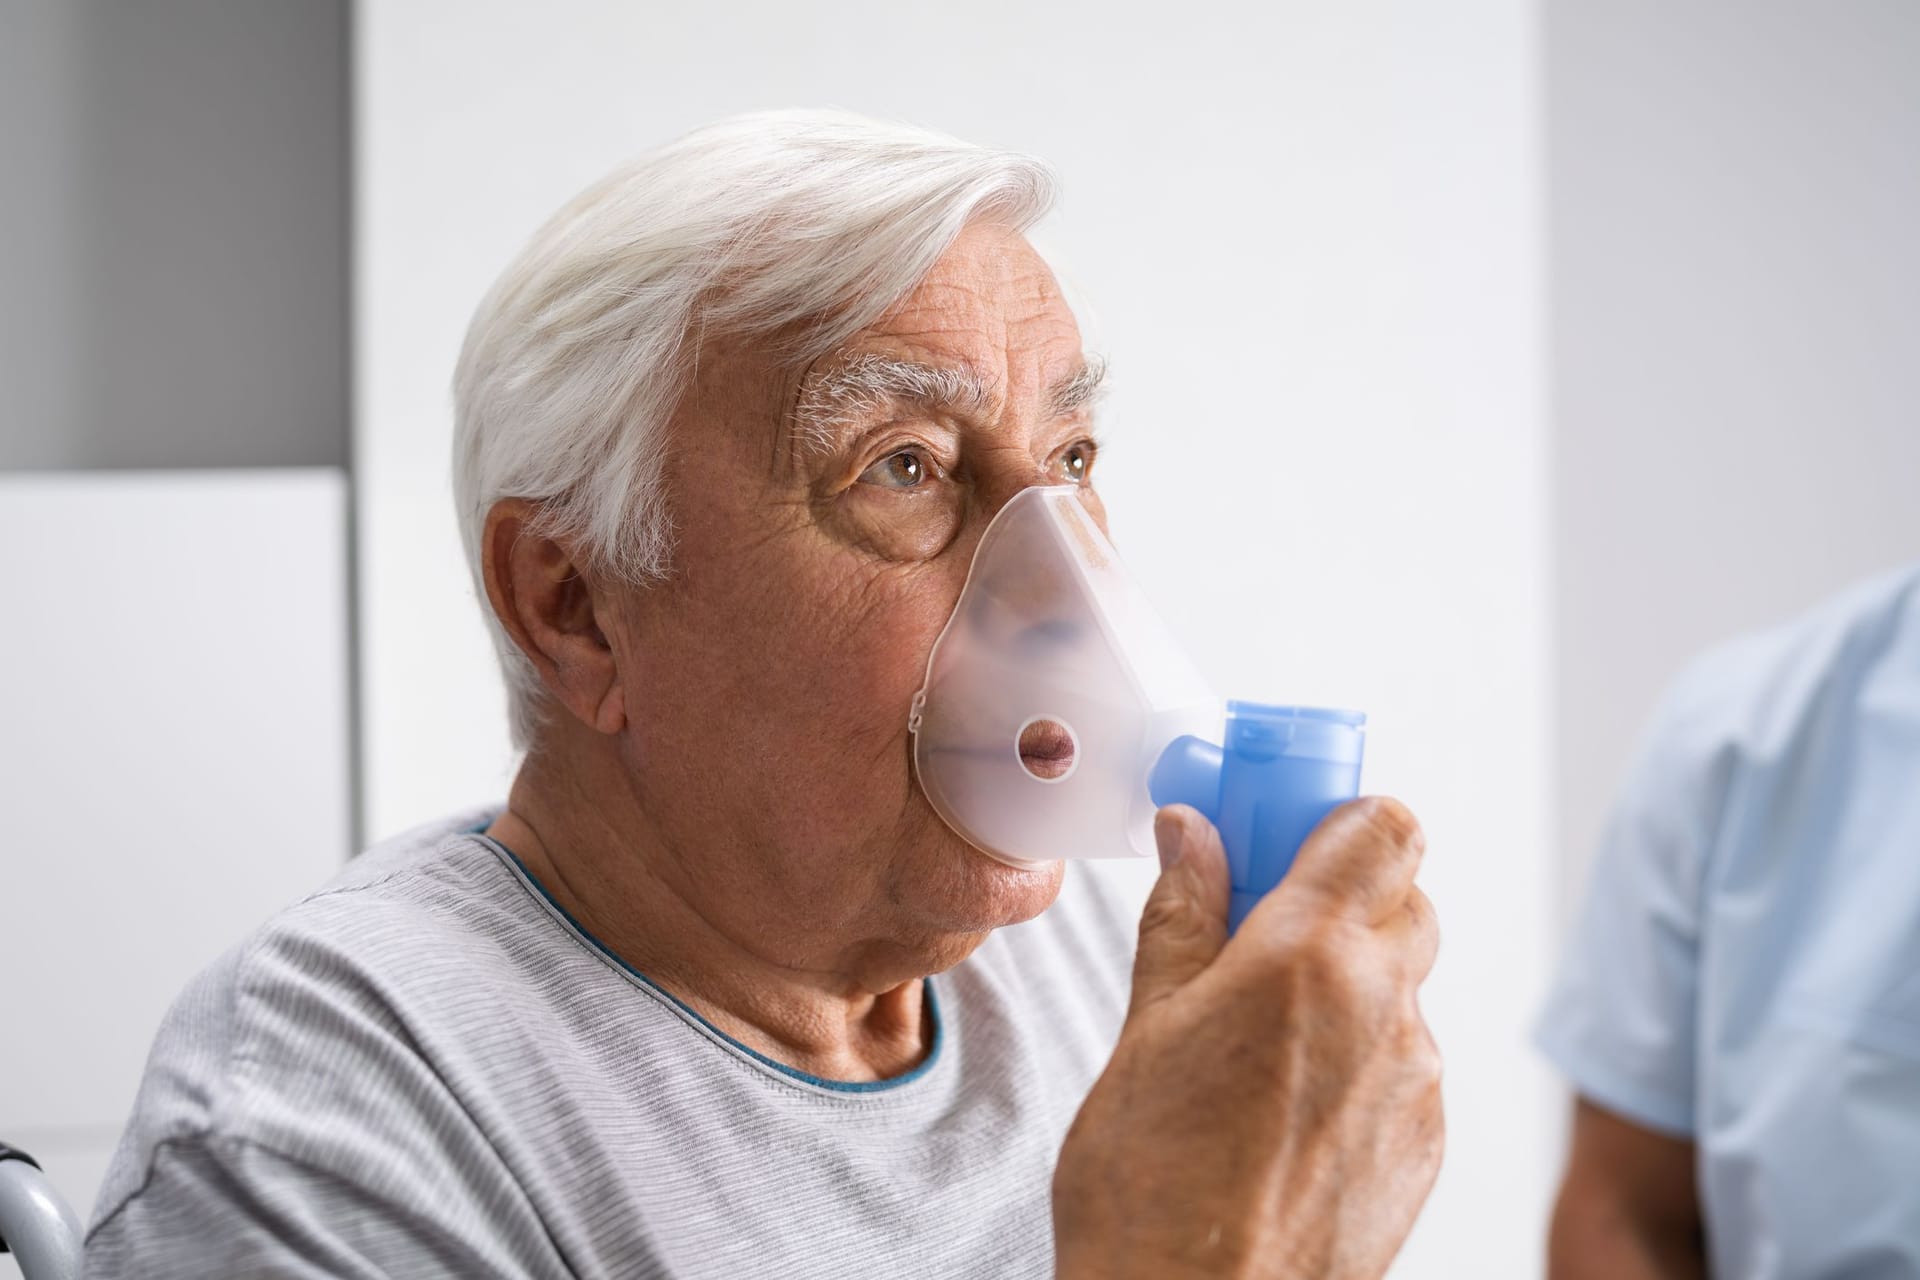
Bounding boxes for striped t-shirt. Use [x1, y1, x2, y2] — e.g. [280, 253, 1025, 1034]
[85, 810, 1142, 1278]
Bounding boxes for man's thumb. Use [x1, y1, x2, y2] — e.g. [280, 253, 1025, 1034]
[1130, 805, 1232, 1016]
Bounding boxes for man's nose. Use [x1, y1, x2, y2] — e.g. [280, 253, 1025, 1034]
[973, 461, 1056, 517]
[947, 467, 1054, 563]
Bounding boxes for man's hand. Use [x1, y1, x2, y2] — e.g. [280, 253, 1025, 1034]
[1053, 799, 1443, 1280]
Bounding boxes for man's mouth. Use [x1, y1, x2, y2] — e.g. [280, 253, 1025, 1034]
[1017, 718, 1077, 781]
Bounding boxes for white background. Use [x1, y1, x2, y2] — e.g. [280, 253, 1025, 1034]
[354, 2, 1554, 1274]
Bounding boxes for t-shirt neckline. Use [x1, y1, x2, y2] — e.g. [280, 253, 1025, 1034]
[468, 829, 948, 1098]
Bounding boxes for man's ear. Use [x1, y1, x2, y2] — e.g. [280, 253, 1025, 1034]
[481, 498, 626, 735]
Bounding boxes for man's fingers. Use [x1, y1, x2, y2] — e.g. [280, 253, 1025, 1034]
[1380, 885, 1441, 984]
[1130, 806, 1232, 1016]
[1273, 796, 1428, 926]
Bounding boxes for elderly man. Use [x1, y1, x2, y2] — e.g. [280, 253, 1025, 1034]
[87, 112, 1441, 1278]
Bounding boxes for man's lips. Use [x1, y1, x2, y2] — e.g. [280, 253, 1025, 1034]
[1017, 718, 1077, 780]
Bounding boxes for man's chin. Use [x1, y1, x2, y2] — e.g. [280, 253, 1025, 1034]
[908, 838, 1067, 936]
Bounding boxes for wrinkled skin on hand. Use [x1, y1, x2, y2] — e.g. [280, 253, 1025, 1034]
[1054, 799, 1444, 1280]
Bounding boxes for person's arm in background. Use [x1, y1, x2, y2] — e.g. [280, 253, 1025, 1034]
[1535, 655, 1742, 1280]
[1549, 1098, 1703, 1280]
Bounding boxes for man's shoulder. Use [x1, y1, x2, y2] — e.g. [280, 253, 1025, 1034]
[91, 810, 528, 1224]
[228, 809, 522, 1001]
[306, 805, 503, 900]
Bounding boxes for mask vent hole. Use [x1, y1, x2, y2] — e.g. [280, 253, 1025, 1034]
[1017, 716, 1079, 783]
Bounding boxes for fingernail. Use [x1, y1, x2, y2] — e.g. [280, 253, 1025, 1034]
[1155, 809, 1187, 871]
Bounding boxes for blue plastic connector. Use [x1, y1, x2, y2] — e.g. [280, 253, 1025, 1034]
[1150, 701, 1367, 933]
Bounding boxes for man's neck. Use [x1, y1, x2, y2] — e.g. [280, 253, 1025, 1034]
[485, 752, 933, 1085]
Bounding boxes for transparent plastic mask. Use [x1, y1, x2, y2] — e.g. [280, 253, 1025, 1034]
[908, 486, 1220, 867]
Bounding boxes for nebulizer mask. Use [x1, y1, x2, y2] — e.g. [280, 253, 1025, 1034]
[909, 486, 1367, 931]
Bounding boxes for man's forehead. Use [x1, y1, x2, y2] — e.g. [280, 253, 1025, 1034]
[902, 221, 1063, 300]
[875, 223, 1076, 342]
[778, 226, 1094, 455]
[807, 299, 1087, 408]
[877, 274, 1070, 335]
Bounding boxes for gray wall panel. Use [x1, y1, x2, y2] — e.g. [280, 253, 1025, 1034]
[0, 0, 348, 470]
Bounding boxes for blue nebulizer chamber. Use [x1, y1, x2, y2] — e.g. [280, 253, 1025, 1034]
[1151, 703, 1368, 932]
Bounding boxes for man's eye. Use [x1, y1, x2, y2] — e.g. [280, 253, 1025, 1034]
[857, 448, 931, 491]
[1055, 441, 1097, 485]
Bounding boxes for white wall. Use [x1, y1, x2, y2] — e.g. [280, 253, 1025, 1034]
[354, 3, 1554, 1273]
[0, 471, 352, 1234]
[1547, 0, 1920, 918]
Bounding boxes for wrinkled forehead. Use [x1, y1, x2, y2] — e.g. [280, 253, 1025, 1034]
[867, 224, 1082, 372]
[787, 225, 1095, 438]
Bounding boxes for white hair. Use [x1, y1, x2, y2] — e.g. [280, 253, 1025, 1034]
[451, 110, 1058, 748]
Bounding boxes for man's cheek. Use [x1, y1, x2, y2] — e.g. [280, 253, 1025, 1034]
[813, 560, 956, 668]
[855, 599, 952, 713]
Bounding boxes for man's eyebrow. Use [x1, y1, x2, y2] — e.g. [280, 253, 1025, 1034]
[790, 353, 1108, 457]
[1047, 355, 1108, 420]
[791, 355, 994, 456]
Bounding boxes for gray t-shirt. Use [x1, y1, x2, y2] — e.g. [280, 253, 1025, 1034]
[84, 810, 1140, 1279]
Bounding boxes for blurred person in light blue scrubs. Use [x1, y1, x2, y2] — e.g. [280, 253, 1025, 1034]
[1539, 563, 1920, 1278]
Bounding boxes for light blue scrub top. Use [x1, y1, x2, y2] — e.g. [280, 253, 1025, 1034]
[1538, 563, 1920, 1278]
